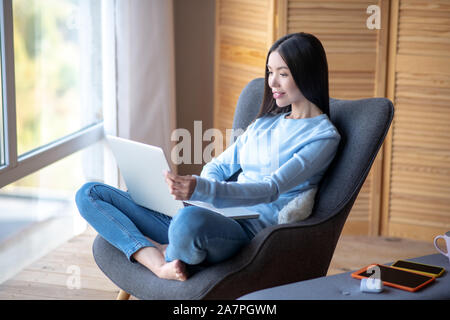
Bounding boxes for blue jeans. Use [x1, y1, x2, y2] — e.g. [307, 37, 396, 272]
[75, 182, 257, 265]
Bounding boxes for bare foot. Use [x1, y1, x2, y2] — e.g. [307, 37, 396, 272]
[157, 259, 188, 281]
[152, 244, 187, 281]
[134, 240, 188, 281]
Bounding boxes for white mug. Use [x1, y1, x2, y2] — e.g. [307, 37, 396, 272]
[434, 231, 450, 264]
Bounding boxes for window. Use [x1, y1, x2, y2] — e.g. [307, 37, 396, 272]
[0, 0, 108, 189]
[0, 54, 4, 167]
[13, 0, 103, 156]
[0, 141, 104, 242]
[0, 140, 105, 283]
[0, 0, 115, 282]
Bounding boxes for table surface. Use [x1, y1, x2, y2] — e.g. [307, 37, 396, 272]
[239, 254, 450, 300]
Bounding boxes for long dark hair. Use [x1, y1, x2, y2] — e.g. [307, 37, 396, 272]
[255, 32, 329, 119]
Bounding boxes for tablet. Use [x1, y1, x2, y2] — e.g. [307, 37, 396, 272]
[351, 264, 435, 292]
[391, 260, 445, 278]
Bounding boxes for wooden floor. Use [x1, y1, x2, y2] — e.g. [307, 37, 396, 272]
[0, 226, 437, 300]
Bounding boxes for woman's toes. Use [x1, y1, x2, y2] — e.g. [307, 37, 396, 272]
[174, 260, 188, 281]
[157, 260, 188, 281]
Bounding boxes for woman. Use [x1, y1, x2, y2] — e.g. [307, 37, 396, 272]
[75, 32, 341, 281]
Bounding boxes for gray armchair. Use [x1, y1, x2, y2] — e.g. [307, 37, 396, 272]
[92, 78, 394, 300]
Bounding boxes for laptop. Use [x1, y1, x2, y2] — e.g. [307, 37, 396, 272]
[106, 135, 259, 220]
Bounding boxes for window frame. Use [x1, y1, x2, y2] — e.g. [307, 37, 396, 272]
[0, 0, 112, 189]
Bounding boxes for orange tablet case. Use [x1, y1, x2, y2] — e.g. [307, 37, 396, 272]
[351, 264, 435, 292]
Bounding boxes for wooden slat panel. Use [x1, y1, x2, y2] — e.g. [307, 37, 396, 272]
[386, 0, 450, 241]
[350, 178, 372, 220]
[388, 220, 449, 241]
[397, 0, 450, 58]
[397, 55, 450, 75]
[328, 54, 376, 72]
[221, 26, 267, 50]
[220, 44, 267, 68]
[219, 0, 269, 31]
[286, 0, 378, 100]
[214, 0, 273, 152]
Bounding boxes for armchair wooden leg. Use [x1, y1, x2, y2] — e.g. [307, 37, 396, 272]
[116, 289, 131, 300]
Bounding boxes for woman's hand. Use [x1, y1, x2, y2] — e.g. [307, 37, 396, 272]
[163, 170, 197, 201]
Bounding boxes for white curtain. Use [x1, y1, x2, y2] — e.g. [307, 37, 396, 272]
[114, 0, 177, 171]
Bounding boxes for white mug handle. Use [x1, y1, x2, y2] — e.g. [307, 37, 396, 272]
[434, 235, 448, 256]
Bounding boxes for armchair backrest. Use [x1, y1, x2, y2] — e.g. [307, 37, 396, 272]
[231, 78, 265, 133]
[231, 78, 394, 222]
[313, 97, 394, 221]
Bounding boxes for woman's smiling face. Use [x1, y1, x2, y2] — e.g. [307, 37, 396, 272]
[267, 50, 305, 109]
